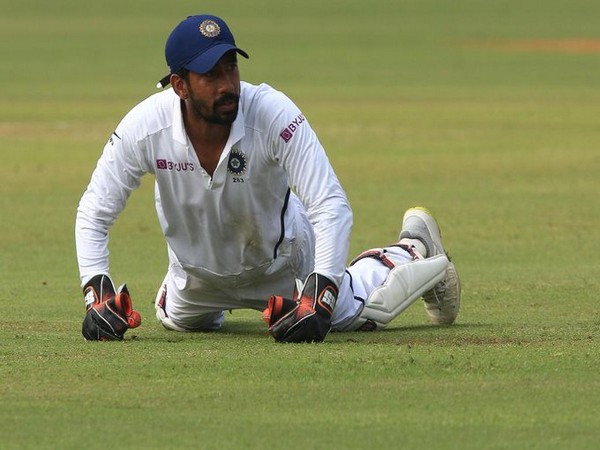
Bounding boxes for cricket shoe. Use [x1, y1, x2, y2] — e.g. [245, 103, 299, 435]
[398, 207, 461, 325]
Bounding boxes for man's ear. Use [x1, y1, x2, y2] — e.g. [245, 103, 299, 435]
[171, 74, 189, 100]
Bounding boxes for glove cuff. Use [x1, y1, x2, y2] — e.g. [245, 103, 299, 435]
[302, 273, 338, 317]
[83, 274, 116, 311]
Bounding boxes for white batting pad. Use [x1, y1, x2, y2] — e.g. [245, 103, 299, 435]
[348, 254, 449, 330]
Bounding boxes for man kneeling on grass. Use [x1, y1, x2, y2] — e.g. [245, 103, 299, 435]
[75, 14, 460, 343]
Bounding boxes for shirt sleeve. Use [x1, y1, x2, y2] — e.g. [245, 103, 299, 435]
[75, 125, 147, 286]
[268, 95, 353, 288]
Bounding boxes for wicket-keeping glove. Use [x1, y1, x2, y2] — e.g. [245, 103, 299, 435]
[263, 272, 338, 343]
[81, 274, 141, 341]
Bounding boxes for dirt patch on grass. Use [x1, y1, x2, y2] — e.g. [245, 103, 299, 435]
[460, 38, 600, 54]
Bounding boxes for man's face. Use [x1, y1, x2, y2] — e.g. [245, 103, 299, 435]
[185, 51, 241, 125]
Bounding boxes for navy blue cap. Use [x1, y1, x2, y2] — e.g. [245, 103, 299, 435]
[157, 15, 249, 88]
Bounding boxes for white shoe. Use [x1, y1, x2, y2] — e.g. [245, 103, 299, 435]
[398, 207, 461, 325]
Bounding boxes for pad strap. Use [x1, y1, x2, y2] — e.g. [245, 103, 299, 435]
[390, 243, 423, 261]
[349, 249, 396, 269]
[349, 244, 422, 269]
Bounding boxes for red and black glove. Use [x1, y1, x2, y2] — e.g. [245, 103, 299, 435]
[263, 273, 338, 343]
[81, 274, 141, 341]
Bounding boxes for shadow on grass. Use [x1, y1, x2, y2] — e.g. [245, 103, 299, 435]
[328, 322, 542, 347]
[127, 319, 504, 348]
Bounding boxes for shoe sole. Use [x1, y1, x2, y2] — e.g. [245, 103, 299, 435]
[423, 261, 461, 325]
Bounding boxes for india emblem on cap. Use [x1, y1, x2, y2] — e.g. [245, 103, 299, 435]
[199, 19, 221, 38]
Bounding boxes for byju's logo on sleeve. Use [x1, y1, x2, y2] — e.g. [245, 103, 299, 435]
[279, 114, 306, 143]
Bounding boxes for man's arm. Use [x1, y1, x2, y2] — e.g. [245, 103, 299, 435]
[270, 100, 353, 288]
[75, 129, 146, 286]
[264, 93, 352, 342]
[75, 123, 147, 339]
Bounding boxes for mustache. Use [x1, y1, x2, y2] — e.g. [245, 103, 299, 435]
[214, 93, 240, 108]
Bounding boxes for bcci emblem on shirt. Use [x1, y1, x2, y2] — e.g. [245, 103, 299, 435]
[227, 149, 247, 181]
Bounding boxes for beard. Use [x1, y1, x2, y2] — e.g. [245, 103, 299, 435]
[189, 92, 240, 125]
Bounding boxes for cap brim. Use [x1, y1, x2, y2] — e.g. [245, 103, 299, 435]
[156, 45, 249, 89]
[186, 44, 248, 74]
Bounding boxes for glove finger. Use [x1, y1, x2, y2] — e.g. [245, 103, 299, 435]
[114, 285, 133, 317]
[96, 299, 129, 336]
[282, 314, 330, 343]
[269, 305, 330, 343]
[263, 296, 297, 326]
[113, 285, 142, 328]
[268, 303, 310, 341]
[270, 311, 324, 343]
[82, 310, 124, 341]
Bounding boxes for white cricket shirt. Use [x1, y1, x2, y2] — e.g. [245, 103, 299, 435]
[76, 81, 352, 290]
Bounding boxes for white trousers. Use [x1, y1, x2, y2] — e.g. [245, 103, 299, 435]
[153, 192, 426, 332]
[155, 241, 421, 333]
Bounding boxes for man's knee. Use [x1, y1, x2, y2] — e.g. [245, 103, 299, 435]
[154, 281, 225, 332]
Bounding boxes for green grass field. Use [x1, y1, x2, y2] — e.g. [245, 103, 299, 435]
[1, 0, 599, 448]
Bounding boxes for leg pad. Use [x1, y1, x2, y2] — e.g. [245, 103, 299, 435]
[349, 254, 449, 331]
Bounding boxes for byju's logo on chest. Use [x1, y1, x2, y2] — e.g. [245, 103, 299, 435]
[156, 159, 195, 172]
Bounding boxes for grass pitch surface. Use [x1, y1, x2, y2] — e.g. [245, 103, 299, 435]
[1, 1, 599, 449]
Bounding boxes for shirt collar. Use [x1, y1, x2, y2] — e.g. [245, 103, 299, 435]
[172, 93, 187, 146]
